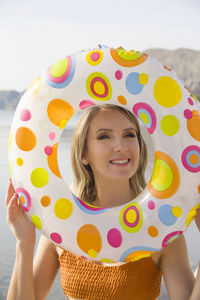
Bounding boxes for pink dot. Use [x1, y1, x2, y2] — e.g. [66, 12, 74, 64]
[90, 52, 100, 61]
[49, 132, 56, 140]
[188, 97, 194, 106]
[107, 228, 122, 248]
[50, 232, 62, 244]
[115, 70, 123, 80]
[184, 109, 192, 120]
[44, 146, 52, 155]
[148, 201, 155, 210]
[79, 100, 95, 110]
[20, 109, 31, 121]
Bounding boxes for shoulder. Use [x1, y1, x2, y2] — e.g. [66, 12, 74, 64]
[151, 235, 189, 269]
[160, 234, 188, 265]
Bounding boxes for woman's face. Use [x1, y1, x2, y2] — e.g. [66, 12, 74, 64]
[84, 109, 140, 183]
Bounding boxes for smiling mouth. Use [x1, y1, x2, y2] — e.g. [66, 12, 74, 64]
[110, 159, 130, 165]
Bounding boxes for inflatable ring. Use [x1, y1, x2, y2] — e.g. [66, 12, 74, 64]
[9, 46, 200, 262]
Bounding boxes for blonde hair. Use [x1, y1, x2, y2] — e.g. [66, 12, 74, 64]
[71, 104, 147, 204]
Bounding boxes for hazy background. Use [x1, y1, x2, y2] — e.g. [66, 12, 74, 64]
[0, 0, 200, 299]
[0, 0, 200, 91]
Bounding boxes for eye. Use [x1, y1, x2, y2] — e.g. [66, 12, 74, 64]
[97, 134, 110, 140]
[124, 132, 136, 138]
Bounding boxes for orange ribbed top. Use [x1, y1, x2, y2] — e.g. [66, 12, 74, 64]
[59, 250, 162, 300]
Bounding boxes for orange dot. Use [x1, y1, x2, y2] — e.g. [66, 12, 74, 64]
[198, 185, 200, 194]
[20, 195, 26, 205]
[77, 224, 102, 255]
[47, 99, 74, 127]
[148, 226, 158, 237]
[117, 95, 127, 105]
[15, 127, 36, 151]
[190, 154, 199, 164]
[41, 195, 51, 207]
[187, 110, 200, 141]
[47, 143, 61, 178]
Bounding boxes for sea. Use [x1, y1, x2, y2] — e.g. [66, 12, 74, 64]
[0, 109, 200, 300]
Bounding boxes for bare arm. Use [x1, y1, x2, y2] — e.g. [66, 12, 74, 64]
[6, 180, 59, 300]
[160, 235, 195, 300]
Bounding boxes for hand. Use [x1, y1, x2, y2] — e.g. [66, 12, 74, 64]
[195, 208, 200, 232]
[5, 178, 36, 245]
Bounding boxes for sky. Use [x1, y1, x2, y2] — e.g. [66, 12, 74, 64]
[1, 0, 200, 91]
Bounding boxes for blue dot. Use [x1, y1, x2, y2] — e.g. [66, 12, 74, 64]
[158, 204, 177, 226]
[126, 72, 143, 95]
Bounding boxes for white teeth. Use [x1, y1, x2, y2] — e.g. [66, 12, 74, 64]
[111, 159, 128, 164]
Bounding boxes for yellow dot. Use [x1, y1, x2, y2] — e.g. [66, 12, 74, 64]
[50, 58, 68, 77]
[93, 81, 105, 95]
[100, 258, 114, 263]
[88, 249, 97, 258]
[161, 115, 180, 136]
[31, 168, 49, 188]
[139, 73, 149, 85]
[17, 157, 23, 166]
[140, 112, 149, 125]
[54, 198, 73, 220]
[126, 209, 137, 223]
[154, 76, 182, 107]
[172, 206, 182, 218]
[148, 226, 158, 237]
[31, 215, 42, 229]
[59, 119, 67, 129]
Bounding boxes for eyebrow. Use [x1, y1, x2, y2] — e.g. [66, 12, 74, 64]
[96, 127, 136, 133]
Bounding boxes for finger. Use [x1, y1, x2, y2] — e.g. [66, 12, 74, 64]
[5, 181, 16, 206]
[7, 193, 18, 209]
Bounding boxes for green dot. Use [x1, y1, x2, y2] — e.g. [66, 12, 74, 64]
[161, 115, 180, 136]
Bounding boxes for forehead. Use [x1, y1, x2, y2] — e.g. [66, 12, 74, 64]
[89, 109, 136, 130]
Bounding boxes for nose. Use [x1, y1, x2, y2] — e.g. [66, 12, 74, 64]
[113, 138, 128, 152]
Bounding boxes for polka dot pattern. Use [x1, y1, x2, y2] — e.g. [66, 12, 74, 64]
[133, 102, 157, 134]
[119, 202, 143, 233]
[86, 72, 112, 101]
[126, 72, 148, 95]
[47, 99, 74, 128]
[45, 56, 76, 88]
[110, 47, 147, 67]
[148, 151, 180, 199]
[182, 145, 200, 173]
[15, 127, 36, 151]
[86, 50, 103, 66]
[154, 76, 182, 107]
[16, 187, 31, 212]
[77, 224, 102, 257]
[9, 45, 200, 262]
[73, 194, 108, 215]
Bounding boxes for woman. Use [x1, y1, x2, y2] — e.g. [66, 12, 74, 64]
[5, 104, 200, 299]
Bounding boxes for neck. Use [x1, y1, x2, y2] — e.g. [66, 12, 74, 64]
[93, 178, 132, 208]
